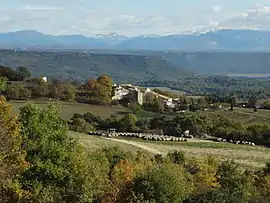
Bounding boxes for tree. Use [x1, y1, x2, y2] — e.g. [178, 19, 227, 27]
[193, 157, 220, 196]
[175, 95, 189, 111]
[84, 78, 97, 90]
[96, 75, 113, 104]
[0, 77, 7, 95]
[6, 84, 31, 100]
[189, 98, 201, 112]
[215, 161, 254, 202]
[129, 103, 142, 115]
[50, 84, 76, 101]
[97, 75, 113, 92]
[248, 94, 257, 108]
[18, 103, 91, 202]
[131, 164, 192, 202]
[197, 97, 207, 110]
[119, 114, 137, 132]
[32, 81, 49, 98]
[136, 119, 149, 132]
[16, 66, 31, 81]
[144, 92, 155, 104]
[0, 66, 20, 81]
[152, 97, 165, 113]
[0, 96, 28, 202]
[68, 117, 95, 133]
[167, 150, 186, 165]
[166, 113, 209, 137]
[84, 76, 113, 105]
[105, 160, 135, 202]
[229, 95, 236, 111]
[149, 116, 167, 130]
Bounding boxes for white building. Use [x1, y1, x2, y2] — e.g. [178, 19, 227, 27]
[112, 87, 130, 101]
[42, 76, 47, 82]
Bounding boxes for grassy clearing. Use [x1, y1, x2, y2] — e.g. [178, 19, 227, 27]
[128, 139, 270, 169]
[10, 100, 151, 120]
[69, 131, 141, 153]
[207, 107, 270, 124]
[10, 100, 161, 120]
[73, 132, 270, 169]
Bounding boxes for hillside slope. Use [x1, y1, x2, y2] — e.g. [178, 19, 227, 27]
[0, 50, 191, 82]
[160, 51, 270, 74]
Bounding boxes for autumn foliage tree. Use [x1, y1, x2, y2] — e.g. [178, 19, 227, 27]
[0, 96, 28, 202]
[84, 75, 113, 105]
[0, 77, 7, 95]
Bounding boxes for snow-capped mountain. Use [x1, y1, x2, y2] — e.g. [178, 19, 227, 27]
[95, 32, 127, 41]
[1, 28, 270, 51]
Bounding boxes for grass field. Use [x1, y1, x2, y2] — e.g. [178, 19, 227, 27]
[209, 107, 270, 124]
[70, 131, 142, 153]
[10, 100, 159, 120]
[72, 132, 270, 169]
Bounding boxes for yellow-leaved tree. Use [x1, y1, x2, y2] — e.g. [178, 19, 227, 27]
[0, 96, 28, 202]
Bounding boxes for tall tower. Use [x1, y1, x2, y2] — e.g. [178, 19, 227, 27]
[136, 91, 144, 105]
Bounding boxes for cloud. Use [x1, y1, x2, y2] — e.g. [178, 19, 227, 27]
[1, 1, 270, 36]
[212, 5, 222, 12]
[20, 5, 64, 11]
[218, 4, 270, 30]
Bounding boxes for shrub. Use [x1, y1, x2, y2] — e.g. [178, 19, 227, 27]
[131, 164, 192, 202]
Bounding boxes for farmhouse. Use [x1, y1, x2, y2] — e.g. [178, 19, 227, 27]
[112, 84, 180, 108]
[112, 84, 144, 105]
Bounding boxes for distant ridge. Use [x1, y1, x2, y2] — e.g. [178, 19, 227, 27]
[1, 29, 270, 51]
[0, 50, 192, 82]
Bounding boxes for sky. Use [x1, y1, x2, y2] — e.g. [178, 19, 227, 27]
[1, 0, 270, 36]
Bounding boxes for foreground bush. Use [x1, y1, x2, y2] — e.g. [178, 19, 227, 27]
[18, 103, 92, 202]
[130, 164, 192, 202]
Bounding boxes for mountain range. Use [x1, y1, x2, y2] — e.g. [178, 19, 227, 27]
[1, 29, 270, 51]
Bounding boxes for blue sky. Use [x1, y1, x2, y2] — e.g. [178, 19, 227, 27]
[1, 0, 270, 36]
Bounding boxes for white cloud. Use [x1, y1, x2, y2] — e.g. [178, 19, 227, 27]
[212, 5, 222, 12]
[1, 2, 270, 36]
[218, 4, 270, 30]
[20, 5, 64, 11]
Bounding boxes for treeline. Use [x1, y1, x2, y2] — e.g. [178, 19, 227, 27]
[141, 75, 270, 99]
[69, 111, 270, 147]
[0, 65, 114, 105]
[1, 96, 270, 203]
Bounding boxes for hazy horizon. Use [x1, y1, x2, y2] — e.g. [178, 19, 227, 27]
[1, 1, 270, 37]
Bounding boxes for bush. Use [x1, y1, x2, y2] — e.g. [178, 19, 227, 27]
[167, 150, 186, 165]
[131, 164, 192, 202]
[18, 103, 92, 202]
[6, 84, 31, 100]
[69, 117, 95, 133]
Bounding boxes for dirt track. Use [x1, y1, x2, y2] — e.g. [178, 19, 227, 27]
[103, 137, 165, 155]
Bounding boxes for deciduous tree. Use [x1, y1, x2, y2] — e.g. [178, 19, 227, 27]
[16, 66, 31, 81]
[19, 103, 91, 202]
[0, 96, 28, 202]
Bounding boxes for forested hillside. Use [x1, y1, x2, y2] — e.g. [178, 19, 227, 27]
[0, 50, 191, 83]
[160, 51, 270, 74]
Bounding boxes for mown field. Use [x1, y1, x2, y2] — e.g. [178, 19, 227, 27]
[72, 132, 270, 169]
[70, 131, 142, 153]
[10, 100, 159, 120]
[208, 107, 270, 124]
